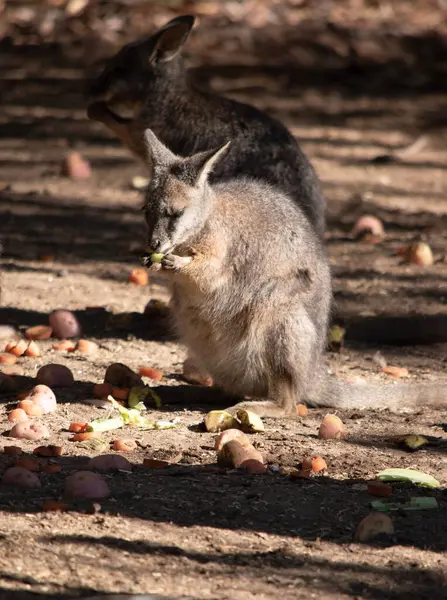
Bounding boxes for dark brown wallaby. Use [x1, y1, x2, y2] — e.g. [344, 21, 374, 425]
[87, 15, 325, 239]
[141, 129, 447, 417]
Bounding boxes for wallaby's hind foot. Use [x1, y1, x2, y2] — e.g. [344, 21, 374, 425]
[226, 380, 298, 419]
[226, 399, 296, 419]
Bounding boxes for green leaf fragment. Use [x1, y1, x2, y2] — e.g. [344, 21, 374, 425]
[150, 252, 165, 264]
[84, 397, 180, 432]
[153, 418, 180, 430]
[87, 416, 124, 433]
[104, 396, 179, 430]
[147, 388, 162, 409]
[128, 386, 147, 409]
[328, 325, 345, 344]
[128, 385, 162, 409]
[377, 468, 440, 488]
[109, 396, 150, 426]
[371, 497, 439, 512]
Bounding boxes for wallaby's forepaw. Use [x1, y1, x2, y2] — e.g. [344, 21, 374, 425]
[226, 400, 296, 419]
[161, 254, 192, 270]
[182, 357, 213, 387]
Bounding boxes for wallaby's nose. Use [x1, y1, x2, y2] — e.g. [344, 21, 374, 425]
[151, 239, 161, 251]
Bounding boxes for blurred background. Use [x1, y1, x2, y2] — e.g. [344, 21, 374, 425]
[2, 0, 447, 82]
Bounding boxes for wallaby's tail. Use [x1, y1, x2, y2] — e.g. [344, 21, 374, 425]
[309, 377, 447, 412]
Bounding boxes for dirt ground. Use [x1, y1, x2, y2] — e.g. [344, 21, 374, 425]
[0, 19, 447, 600]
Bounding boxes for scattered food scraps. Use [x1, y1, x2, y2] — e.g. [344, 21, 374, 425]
[371, 497, 438, 512]
[318, 414, 346, 439]
[204, 410, 236, 433]
[237, 409, 265, 433]
[377, 468, 440, 488]
[403, 241, 434, 266]
[355, 512, 394, 542]
[382, 365, 409, 378]
[327, 325, 345, 352]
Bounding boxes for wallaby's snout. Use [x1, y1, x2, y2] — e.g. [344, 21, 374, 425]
[146, 223, 173, 255]
[144, 187, 192, 255]
[150, 239, 162, 252]
[144, 196, 175, 255]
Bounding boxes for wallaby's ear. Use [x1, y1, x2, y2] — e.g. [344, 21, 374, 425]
[149, 15, 195, 63]
[188, 141, 231, 187]
[144, 129, 177, 169]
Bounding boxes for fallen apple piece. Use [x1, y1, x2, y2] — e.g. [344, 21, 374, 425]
[204, 410, 237, 433]
[237, 409, 265, 433]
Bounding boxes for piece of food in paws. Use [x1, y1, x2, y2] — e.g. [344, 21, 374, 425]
[150, 252, 165, 264]
[140, 248, 165, 267]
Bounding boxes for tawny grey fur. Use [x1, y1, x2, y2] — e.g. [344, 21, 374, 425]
[142, 130, 447, 417]
[87, 15, 325, 238]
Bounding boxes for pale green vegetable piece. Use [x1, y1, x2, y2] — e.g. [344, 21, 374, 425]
[204, 410, 236, 433]
[108, 397, 149, 425]
[328, 325, 345, 344]
[84, 396, 179, 434]
[128, 386, 148, 409]
[141, 248, 165, 267]
[402, 434, 429, 451]
[128, 385, 162, 409]
[371, 497, 438, 512]
[236, 409, 265, 433]
[150, 252, 165, 264]
[377, 468, 440, 488]
[153, 418, 180, 430]
[106, 397, 179, 430]
[87, 416, 124, 433]
[147, 388, 162, 408]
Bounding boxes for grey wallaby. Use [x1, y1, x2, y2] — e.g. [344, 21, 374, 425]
[141, 129, 447, 417]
